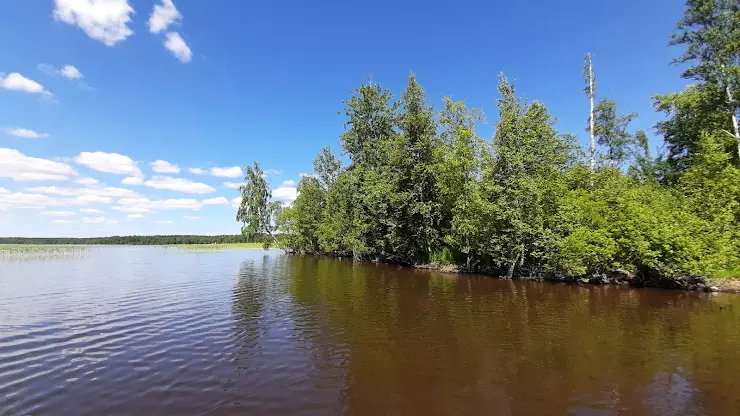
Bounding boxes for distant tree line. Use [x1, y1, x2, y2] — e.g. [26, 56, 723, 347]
[0, 235, 262, 245]
[236, 1, 740, 286]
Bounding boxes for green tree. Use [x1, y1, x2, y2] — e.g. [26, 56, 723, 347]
[313, 146, 342, 190]
[593, 98, 638, 168]
[237, 162, 282, 249]
[671, 0, 740, 151]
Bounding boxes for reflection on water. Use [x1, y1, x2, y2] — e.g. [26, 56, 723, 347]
[1, 247, 739, 415]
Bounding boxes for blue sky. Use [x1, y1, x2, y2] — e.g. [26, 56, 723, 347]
[1, 0, 688, 237]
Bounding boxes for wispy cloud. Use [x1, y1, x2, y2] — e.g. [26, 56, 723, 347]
[3, 128, 49, 139]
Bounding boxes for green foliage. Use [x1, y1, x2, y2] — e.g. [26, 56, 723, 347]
[237, 162, 283, 249]
[593, 98, 638, 167]
[243, 1, 740, 285]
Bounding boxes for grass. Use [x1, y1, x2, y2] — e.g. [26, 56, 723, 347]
[165, 243, 267, 251]
[0, 244, 88, 260]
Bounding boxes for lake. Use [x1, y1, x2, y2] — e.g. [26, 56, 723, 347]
[1, 246, 739, 415]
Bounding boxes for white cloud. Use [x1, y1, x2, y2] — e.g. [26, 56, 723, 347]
[53, 219, 73, 224]
[26, 185, 138, 198]
[148, 0, 181, 33]
[75, 177, 99, 186]
[80, 208, 102, 213]
[121, 176, 143, 185]
[222, 182, 242, 189]
[231, 196, 242, 208]
[281, 179, 296, 187]
[82, 216, 106, 223]
[0, 148, 77, 181]
[41, 211, 76, 217]
[202, 197, 228, 205]
[150, 160, 180, 173]
[53, 0, 135, 46]
[142, 176, 215, 194]
[0, 188, 62, 210]
[163, 32, 192, 63]
[60, 65, 83, 80]
[264, 168, 283, 177]
[157, 220, 172, 224]
[41, 63, 84, 80]
[127, 213, 144, 220]
[183, 215, 199, 220]
[117, 197, 201, 211]
[0, 73, 53, 98]
[4, 128, 50, 139]
[210, 166, 242, 178]
[74, 195, 112, 204]
[112, 206, 150, 213]
[74, 151, 142, 176]
[273, 186, 298, 202]
[188, 167, 204, 175]
[115, 195, 232, 213]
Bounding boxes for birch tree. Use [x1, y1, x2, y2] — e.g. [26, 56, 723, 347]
[584, 53, 596, 174]
[671, 0, 740, 158]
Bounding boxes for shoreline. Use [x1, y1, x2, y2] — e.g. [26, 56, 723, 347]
[413, 262, 740, 294]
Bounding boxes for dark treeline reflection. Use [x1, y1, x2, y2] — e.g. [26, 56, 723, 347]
[236, 254, 740, 415]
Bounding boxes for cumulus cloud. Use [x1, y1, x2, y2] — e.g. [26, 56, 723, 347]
[82, 216, 106, 223]
[272, 186, 298, 202]
[0, 73, 53, 98]
[0, 187, 114, 211]
[281, 179, 296, 187]
[188, 167, 204, 175]
[0, 188, 62, 210]
[0, 148, 77, 181]
[75, 177, 99, 186]
[53, 0, 135, 46]
[142, 176, 215, 194]
[114, 195, 231, 213]
[53, 219, 73, 224]
[74, 195, 113, 204]
[80, 208, 102, 213]
[150, 160, 180, 173]
[183, 215, 199, 220]
[222, 182, 242, 189]
[210, 166, 242, 178]
[39, 63, 84, 80]
[121, 176, 143, 185]
[202, 197, 228, 205]
[148, 0, 181, 33]
[26, 185, 138, 199]
[74, 151, 142, 176]
[117, 197, 201, 211]
[231, 196, 242, 208]
[60, 65, 83, 79]
[3, 128, 50, 139]
[164, 32, 192, 63]
[127, 213, 144, 220]
[111, 206, 150, 213]
[41, 211, 76, 217]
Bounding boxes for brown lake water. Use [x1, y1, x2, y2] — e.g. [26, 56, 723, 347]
[1, 246, 739, 415]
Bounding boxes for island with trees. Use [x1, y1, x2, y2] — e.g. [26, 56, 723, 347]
[236, 0, 740, 291]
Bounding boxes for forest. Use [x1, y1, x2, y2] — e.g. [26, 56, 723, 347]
[0, 235, 259, 245]
[237, 0, 740, 288]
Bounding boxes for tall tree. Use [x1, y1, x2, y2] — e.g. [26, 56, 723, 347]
[237, 162, 283, 249]
[584, 53, 597, 174]
[670, 0, 740, 157]
[313, 146, 342, 190]
[390, 73, 440, 262]
[593, 98, 638, 167]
